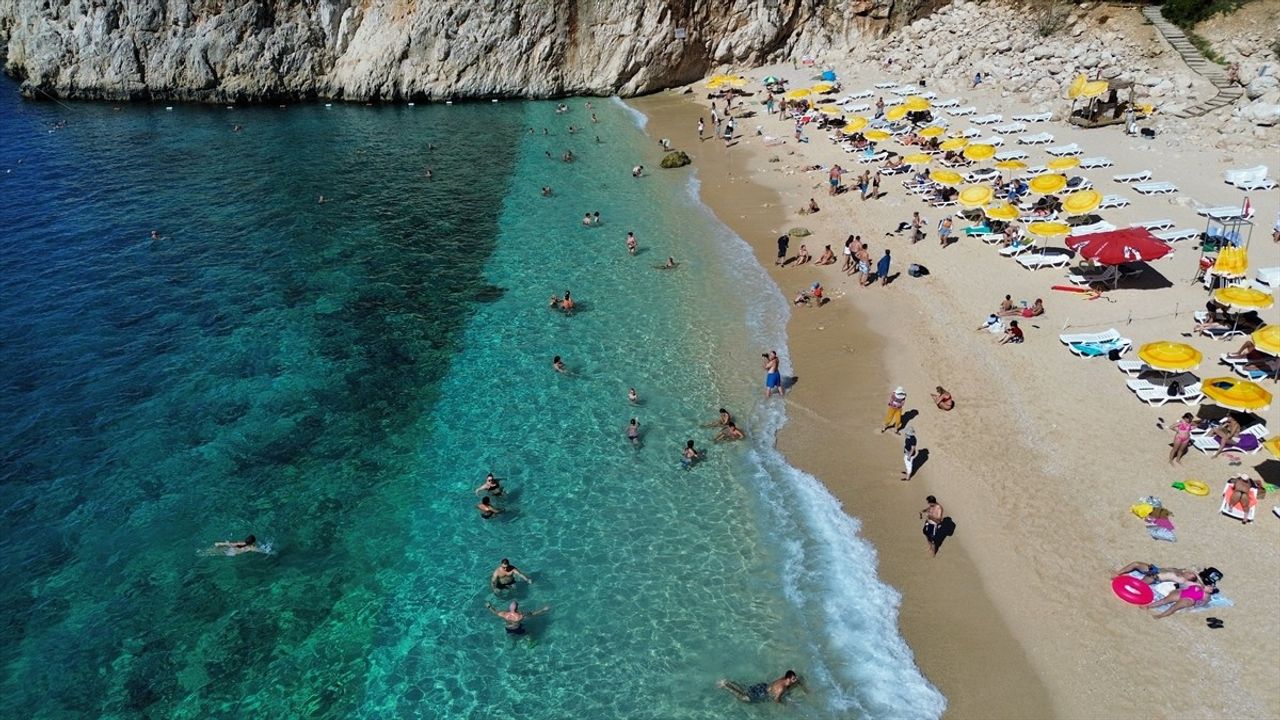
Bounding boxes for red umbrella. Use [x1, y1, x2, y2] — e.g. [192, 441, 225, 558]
[1065, 227, 1172, 265]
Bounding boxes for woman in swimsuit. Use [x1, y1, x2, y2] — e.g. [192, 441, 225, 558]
[1169, 412, 1194, 464]
[475, 473, 504, 497]
[817, 245, 836, 265]
[1226, 474, 1265, 523]
[560, 291, 576, 314]
[1020, 298, 1045, 318]
[931, 386, 954, 411]
[627, 418, 641, 446]
[476, 496, 503, 519]
[1145, 579, 1215, 619]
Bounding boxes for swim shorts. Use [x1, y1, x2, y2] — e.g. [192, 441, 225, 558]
[766, 371, 781, 388]
[505, 626, 527, 635]
[747, 683, 770, 702]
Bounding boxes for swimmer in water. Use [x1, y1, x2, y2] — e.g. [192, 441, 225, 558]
[490, 558, 532, 591]
[704, 408, 734, 428]
[626, 232, 637, 255]
[713, 421, 745, 442]
[718, 671, 802, 704]
[628, 387, 639, 404]
[592, 211, 601, 225]
[548, 294, 561, 310]
[475, 473, 504, 497]
[562, 150, 574, 163]
[654, 256, 678, 269]
[632, 165, 644, 177]
[583, 213, 593, 227]
[560, 290, 576, 314]
[317, 194, 328, 204]
[476, 496, 503, 519]
[541, 186, 552, 197]
[425, 169, 433, 180]
[552, 356, 566, 373]
[627, 418, 641, 446]
[680, 440, 703, 469]
[484, 600, 550, 636]
[212, 535, 261, 555]
[150, 230, 161, 240]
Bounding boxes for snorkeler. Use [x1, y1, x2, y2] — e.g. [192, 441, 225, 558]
[484, 600, 550, 635]
[490, 558, 532, 591]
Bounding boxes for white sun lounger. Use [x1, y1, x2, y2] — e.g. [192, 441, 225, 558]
[1079, 156, 1114, 169]
[971, 114, 1002, 125]
[1059, 329, 1132, 358]
[933, 97, 961, 108]
[1254, 266, 1280, 292]
[1117, 360, 1152, 375]
[1070, 221, 1116, 236]
[977, 135, 1006, 146]
[999, 241, 1033, 257]
[948, 106, 977, 117]
[1021, 165, 1049, 177]
[919, 91, 938, 99]
[1130, 219, 1174, 231]
[966, 167, 999, 183]
[1223, 165, 1266, 185]
[955, 127, 981, 139]
[1066, 178, 1093, 191]
[892, 85, 920, 95]
[1134, 181, 1178, 195]
[1127, 379, 1204, 406]
[1194, 426, 1268, 456]
[1068, 265, 1120, 286]
[848, 89, 874, 99]
[1154, 228, 1197, 242]
[1046, 143, 1082, 156]
[857, 151, 889, 163]
[994, 149, 1027, 161]
[1012, 111, 1053, 123]
[883, 97, 904, 106]
[1113, 170, 1152, 184]
[1019, 132, 1054, 145]
[1099, 194, 1130, 209]
[842, 103, 872, 113]
[993, 122, 1027, 134]
[1016, 251, 1072, 270]
[1234, 177, 1277, 191]
[874, 81, 898, 89]
[1197, 205, 1247, 220]
[1060, 329, 1123, 346]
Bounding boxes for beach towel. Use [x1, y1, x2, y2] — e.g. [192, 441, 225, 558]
[1144, 516, 1176, 542]
[1070, 339, 1124, 357]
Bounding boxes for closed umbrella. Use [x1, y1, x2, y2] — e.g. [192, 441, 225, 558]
[1212, 247, 1248, 279]
[1201, 377, 1272, 412]
[929, 169, 964, 186]
[963, 144, 996, 161]
[1137, 342, 1202, 372]
[1028, 173, 1068, 195]
[1062, 189, 1103, 216]
[940, 138, 969, 151]
[959, 185, 994, 208]
[1065, 227, 1173, 265]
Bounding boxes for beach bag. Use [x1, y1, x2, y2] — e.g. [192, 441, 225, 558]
[1107, 348, 1122, 361]
[908, 263, 929, 277]
[1166, 380, 1182, 397]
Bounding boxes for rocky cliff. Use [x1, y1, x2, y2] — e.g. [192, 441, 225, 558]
[0, 0, 935, 102]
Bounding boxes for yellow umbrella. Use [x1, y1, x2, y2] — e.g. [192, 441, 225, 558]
[994, 159, 1027, 171]
[1028, 173, 1068, 195]
[1082, 80, 1109, 98]
[1067, 74, 1088, 99]
[706, 79, 726, 90]
[1201, 377, 1272, 412]
[726, 76, 747, 87]
[843, 116, 869, 132]
[963, 144, 996, 161]
[1027, 221, 1072, 240]
[817, 105, 844, 116]
[811, 82, 835, 94]
[984, 202, 1020, 221]
[929, 169, 964, 186]
[1265, 436, 1280, 459]
[886, 105, 910, 122]
[1048, 157, 1080, 171]
[940, 138, 969, 151]
[904, 96, 931, 112]
[959, 185, 995, 208]
[783, 88, 812, 100]
[1252, 325, 1280, 356]
[707, 74, 734, 84]
[1137, 342, 1203, 372]
[1062, 189, 1102, 216]
[1212, 246, 1248, 279]
[1213, 286, 1273, 311]
[903, 152, 933, 166]
[863, 129, 892, 143]
[918, 126, 945, 138]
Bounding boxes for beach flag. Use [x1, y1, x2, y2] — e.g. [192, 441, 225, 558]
[1242, 196, 1253, 219]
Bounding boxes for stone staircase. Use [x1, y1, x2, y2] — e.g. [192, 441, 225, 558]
[1140, 5, 1244, 117]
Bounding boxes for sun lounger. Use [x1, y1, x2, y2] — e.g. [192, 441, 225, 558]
[842, 103, 872, 113]
[878, 165, 911, 176]
[1232, 364, 1278, 381]
[874, 81, 898, 89]
[1130, 219, 1174, 231]
[1059, 329, 1131, 357]
[1233, 177, 1277, 191]
[1079, 156, 1114, 169]
[1099, 194, 1130, 210]
[1066, 177, 1093, 191]
[1196, 205, 1247, 220]
[971, 114, 1002, 125]
[1193, 426, 1266, 456]
[1060, 329, 1123, 345]
[948, 106, 977, 116]
[1126, 378, 1204, 406]
[933, 97, 961, 108]
[1070, 221, 1116, 236]
[848, 89, 874, 99]
[929, 198, 958, 208]
[857, 151, 889, 163]
[1113, 170, 1152, 184]
[1253, 266, 1280, 293]
[1019, 132, 1054, 145]
[966, 167, 999, 183]
[883, 97, 904, 107]
[1223, 165, 1267, 186]
[1117, 360, 1152, 375]
[994, 122, 1027, 134]
[1012, 111, 1053, 122]
[1016, 251, 1071, 270]
[975, 232, 1005, 245]
[1221, 481, 1258, 522]
[1154, 228, 1197, 242]
[1046, 143, 1082, 156]
[994, 149, 1027, 161]
[892, 85, 920, 95]
[1134, 181, 1178, 195]
[998, 241, 1033, 256]
[956, 127, 982, 139]
[976, 135, 1005, 147]
[1068, 265, 1119, 286]
[1020, 165, 1049, 177]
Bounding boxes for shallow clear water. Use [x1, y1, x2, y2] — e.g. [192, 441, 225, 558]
[0, 85, 943, 719]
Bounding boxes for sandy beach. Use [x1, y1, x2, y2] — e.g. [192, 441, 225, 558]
[631, 29, 1280, 720]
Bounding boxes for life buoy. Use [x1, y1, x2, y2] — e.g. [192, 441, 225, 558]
[1182, 480, 1210, 496]
[1112, 575, 1154, 605]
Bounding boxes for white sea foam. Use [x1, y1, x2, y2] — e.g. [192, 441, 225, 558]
[610, 96, 648, 130]
[683, 173, 948, 719]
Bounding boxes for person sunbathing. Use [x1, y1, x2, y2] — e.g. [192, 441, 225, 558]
[883, 155, 905, 171]
[995, 294, 1015, 315]
[795, 245, 812, 265]
[999, 223, 1021, 247]
[817, 245, 836, 265]
[930, 386, 954, 411]
[1017, 298, 1045, 318]
[1208, 417, 1243, 456]
[1116, 562, 1198, 585]
[1145, 578, 1216, 618]
[1226, 474, 1265, 523]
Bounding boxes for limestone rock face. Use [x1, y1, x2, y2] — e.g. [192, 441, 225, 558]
[0, 0, 920, 102]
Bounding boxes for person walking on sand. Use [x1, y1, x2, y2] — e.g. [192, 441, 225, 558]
[911, 212, 924, 244]
[876, 249, 892, 286]
[828, 164, 844, 196]
[938, 216, 954, 248]
[902, 426, 919, 480]
[711, 107, 720, 134]
[698, 117, 705, 140]
[775, 235, 789, 267]
[763, 351, 784, 399]
[920, 496, 944, 557]
[882, 386, 906, 433]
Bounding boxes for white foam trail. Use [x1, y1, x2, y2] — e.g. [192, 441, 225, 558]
[609, 96, 648, 130]
[683, 173, 947, 719]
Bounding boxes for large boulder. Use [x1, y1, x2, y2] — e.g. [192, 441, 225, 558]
[660, 151, 692, 169]
[1245, 74, 1279, 100]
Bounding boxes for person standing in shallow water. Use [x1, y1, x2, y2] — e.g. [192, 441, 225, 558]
[763, 351, 784, 399]
[490, 559, 532, 592]
[484, 600, 550, 636]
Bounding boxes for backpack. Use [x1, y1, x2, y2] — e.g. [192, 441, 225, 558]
[1166, 380, 1182, 397]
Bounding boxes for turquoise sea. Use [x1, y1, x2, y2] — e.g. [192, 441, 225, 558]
[0, 81, 944, 719]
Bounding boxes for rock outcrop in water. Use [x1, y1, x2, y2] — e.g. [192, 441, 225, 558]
[0, 0, 938, 102]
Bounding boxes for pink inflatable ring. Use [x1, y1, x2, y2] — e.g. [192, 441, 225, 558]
[1112, 575, 1154, 605]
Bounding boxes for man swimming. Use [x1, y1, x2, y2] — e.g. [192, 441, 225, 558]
[654, 257, 679, 270]
[560, 291, 576, 313]
[718, 671, 802, 704]
[627, 418, 641, 446]
[628, 387, 639, 404]
[484, 600, 550, 635]
[552, 356, 567, 373]
[713, 421, 745, 442]
[476, 496, 503, 519]
[680, 439, 703, 469]
[490, 558, 532, 591]
[212, 535, 262, 555]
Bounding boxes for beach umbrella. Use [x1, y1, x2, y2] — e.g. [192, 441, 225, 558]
[1067, 74, 1088, 99]
[1252, 325, 1280, 356]
[1265, 436, 1280, 459]
[1082, 80, 1109, 98]
[843, 116, 869, 132]
[929, 169, 964, 186]
[1212, 246, 1248, 279]
[783, 88, 812, 100]
[903, 152, 933, 166]
[886, 105, 910, 122]
[821, 70, 837, 82]
[762, 76, 781, 85]
[863, 129, 892, 142]
[1213, 286, 1274, 312]
[811, 82, 835, 94]
[940, 138, 969, 151]
[963, 144, 996, 162]
[1028, 173, 1068, 195]
[1027, 221, 1072, 240]
[918, 126, 945, 138]
[959, 184, 995, 208]
[727, 76, 747, 87]
[1062, 189, 1103, 216]
[1048, 157, 1081, 171]
[904, 96, 931, 112]
[1065, 227, 1172, 265]
[1201, 377, 1272, 412]
[984, 202, 1020, 222]
[817, 105, 844, 116]
[1137, 342, 1203, 372]
[994, 159, 1027, 171]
